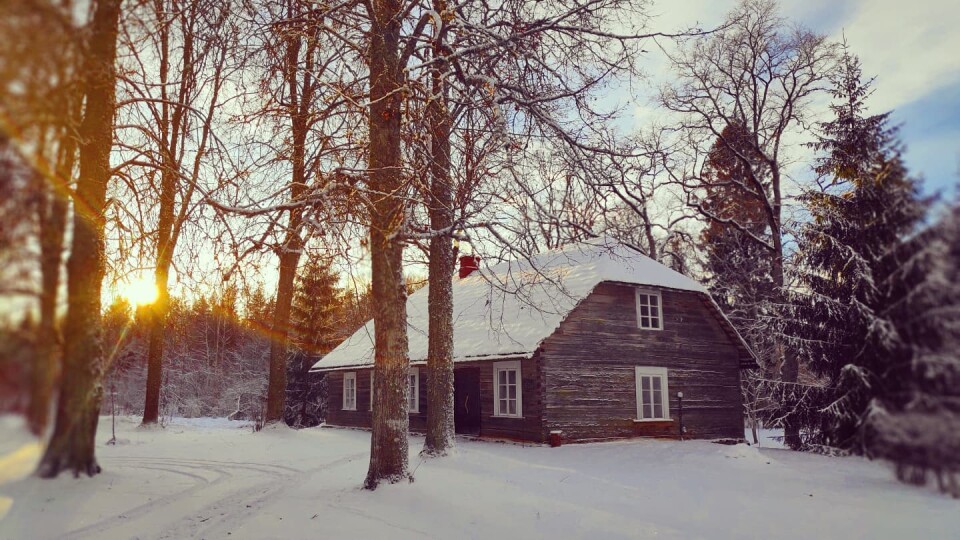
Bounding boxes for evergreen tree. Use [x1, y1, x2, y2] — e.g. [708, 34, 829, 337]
[285, 257, 342, 427]
[863, 201, 960, 495]
[902, 202, 960, 412]
[699, 121, 777, 441]
[701, 122, 775, 316]
[789, 50, 936, 453]
[810, 48, 891, 187]
[244, 284, 274, 333]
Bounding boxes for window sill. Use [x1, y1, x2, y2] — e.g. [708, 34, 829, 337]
[343, 408, 357, 412]
[492, 415, 524, 420]
[633, 418, 673, 423]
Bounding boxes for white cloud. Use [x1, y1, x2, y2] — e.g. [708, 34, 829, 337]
[642, 0, 960, 113]
[836, 0, 960, 112]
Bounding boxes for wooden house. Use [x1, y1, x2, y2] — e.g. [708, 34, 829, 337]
[310, 238, 755, 443]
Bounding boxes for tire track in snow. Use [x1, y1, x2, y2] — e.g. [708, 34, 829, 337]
[109, 455, 301, 472]
[58, 452, 363, 540]
[161, 452, 366, 540]
[108, 456, 300, 477]
[59, 457, 298, 540]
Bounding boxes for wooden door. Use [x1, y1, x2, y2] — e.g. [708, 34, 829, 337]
[454, 368, 481, 434]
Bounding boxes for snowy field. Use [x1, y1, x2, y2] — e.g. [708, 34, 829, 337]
[1, 416, 957, 540]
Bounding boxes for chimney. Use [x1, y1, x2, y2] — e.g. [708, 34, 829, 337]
[458, 255, 480, 279]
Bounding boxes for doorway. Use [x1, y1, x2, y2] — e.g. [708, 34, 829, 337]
[453, 368, 481, 435]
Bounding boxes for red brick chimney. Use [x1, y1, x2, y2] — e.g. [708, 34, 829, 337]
[458, 255, 480, 279]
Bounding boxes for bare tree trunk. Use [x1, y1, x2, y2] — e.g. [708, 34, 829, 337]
[28, 168, 68, 435]
[142, 266, 170, 424]
[423, 3, 455, 456]
[143, 134, 178, 425]
[28, 121, 74, 436]
[771, 220, 801, 448]
[265, 244, 301, 422]
[139, 0, 226, 424]
[766, 177, 800, 448]
[142, 3, 186, 425]
[264, 14, 309, 424]
[364, 0, 410, 489]
[36, 0, 122, 478]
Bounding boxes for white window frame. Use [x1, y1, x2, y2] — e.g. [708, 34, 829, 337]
[635, 366, 670, 421]
[493, 360, 523, 418]
[635, 289, 663, 330]
[342, 372, 357, 411]
[408, 367, 420, 413]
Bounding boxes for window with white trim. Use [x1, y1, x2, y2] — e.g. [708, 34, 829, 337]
[493, 361, 522, 417]
[635, 367, 669, 420]
[408, 367, 420, 413]
[636, 290, 663, 330]
[367, 369, 419, 413]
[343, 372, 357, 411]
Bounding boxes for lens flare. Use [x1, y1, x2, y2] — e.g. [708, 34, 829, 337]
[124, 277, 159, 306]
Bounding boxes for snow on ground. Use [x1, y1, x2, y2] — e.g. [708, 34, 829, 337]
[1, 415, 957, 540]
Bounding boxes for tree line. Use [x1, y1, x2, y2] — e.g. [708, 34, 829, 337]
[0, 0, 957, 492]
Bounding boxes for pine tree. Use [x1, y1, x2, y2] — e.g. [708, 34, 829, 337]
[789, 50, 936, 453]
[285, 257, 341, 427]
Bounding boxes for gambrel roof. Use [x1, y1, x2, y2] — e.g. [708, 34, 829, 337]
[311, 238, 756, 371]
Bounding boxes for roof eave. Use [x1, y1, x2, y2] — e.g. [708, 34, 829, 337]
[310, 352, 536, 373]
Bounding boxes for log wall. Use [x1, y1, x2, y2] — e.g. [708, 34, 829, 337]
[540, 283, 744, 441]
[323, 282, 745, 444]
[324, 367, 428, 432]
[323, 356, 544, 442]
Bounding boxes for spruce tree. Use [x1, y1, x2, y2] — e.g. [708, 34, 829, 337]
[285, 257, 341, 427]
[863, 202, 960, 495]
[789, 50, 935, 452]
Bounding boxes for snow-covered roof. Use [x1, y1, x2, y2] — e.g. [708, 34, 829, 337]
[311, 238, 725, 371]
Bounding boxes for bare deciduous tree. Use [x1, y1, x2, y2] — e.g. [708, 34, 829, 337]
[36, 0, 123, 478]
[115, 0, 237, 425]
[0, 0, 82, 435]
[658, 0, 835, 448]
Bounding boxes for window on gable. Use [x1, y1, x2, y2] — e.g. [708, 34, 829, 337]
[636, 290, 663, 330]
[343, 372, 357, 411]
[408, 367, 420, 413]
[493, 360, 522, 418]
[635, 367, 669, 421]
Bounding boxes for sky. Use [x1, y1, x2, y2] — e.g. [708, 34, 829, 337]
[4, 0, 959, 320]
[642, 0, 960, 197]
[134, 0, 960, 308]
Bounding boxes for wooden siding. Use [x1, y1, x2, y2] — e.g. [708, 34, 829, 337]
[323, 282, 744, 444]
[474, 355, 545, 443]
[540, 283, 744, 441]
[324, 368, 428, 432]
[323, 357, 545, 443]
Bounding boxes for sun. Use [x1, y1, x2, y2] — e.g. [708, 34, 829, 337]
[123, 276, 159, 306]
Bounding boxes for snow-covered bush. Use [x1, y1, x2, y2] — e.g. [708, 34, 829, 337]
[864, 407, 960, 498]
